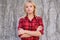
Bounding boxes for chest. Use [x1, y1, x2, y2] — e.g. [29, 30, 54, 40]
[22, 19, 39, 31]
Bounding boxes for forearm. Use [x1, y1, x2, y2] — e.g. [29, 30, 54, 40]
[20, 33, 31, 38]
[24, 30, 41, 37]
[18, 26, 43, 37]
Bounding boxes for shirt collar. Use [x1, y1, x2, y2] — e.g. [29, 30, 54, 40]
[25, 15, 37, 20]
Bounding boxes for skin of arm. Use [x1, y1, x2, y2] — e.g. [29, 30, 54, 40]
[20, 33, 31, 38]
[24, 30, 41, 37]
[18, 26, 42, 38]
[24, 26, 42, 37]
[18, 28, 31, 38]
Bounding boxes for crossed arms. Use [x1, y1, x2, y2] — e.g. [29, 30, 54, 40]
[18, 26, 43, 38]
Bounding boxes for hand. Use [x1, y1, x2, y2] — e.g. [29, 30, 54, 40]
[18, 28, 25, 35]
[37, 26, 42, 31]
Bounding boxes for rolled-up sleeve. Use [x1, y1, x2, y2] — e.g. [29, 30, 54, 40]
[38, 17, 44, 35]
[18, 18, 23, 37]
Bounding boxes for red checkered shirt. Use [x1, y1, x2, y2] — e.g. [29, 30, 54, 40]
[18, 16, 44, 40]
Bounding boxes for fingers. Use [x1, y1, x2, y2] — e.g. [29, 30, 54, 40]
[18, 28, 25, 35]
[37, 26, 42, 31]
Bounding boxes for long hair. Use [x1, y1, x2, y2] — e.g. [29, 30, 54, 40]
[24, 1, 36, 17]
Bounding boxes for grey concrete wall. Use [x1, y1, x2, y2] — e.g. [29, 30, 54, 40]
[0, 0, 60, 40]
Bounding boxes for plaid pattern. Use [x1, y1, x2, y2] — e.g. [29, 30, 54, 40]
[18, 16, 44, 40]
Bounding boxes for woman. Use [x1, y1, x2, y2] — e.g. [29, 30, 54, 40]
[18, 1, 44, 40]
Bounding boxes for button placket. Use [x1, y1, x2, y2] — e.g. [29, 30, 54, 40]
[29, 21, 32, 30]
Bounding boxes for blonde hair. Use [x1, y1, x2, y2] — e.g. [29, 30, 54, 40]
[24, 1, 36, 17]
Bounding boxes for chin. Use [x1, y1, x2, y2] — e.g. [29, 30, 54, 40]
[28, 12, 32, 14]
[27, 12, 33, 14]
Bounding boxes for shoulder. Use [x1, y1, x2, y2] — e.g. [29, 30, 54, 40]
[36, 16, 42, 20]
[18, 16, 25, 22]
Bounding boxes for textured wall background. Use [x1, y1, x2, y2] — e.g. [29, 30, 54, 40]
[0, 0, 60, 40]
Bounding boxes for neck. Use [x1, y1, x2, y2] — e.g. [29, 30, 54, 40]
[28, 13, 34, 17]
[27, 13, 34, 21]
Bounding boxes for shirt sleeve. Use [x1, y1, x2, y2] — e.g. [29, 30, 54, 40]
[18, 18, 23, 37]
[38, 17, 44, 35]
